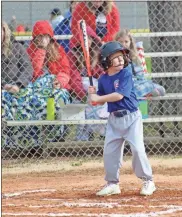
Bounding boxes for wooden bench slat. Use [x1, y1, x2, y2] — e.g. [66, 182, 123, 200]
[145, 52, 182, 57]
[148, 72, 182, 78]
[139, 93, 182, 100]
[45, 136, 182, 149]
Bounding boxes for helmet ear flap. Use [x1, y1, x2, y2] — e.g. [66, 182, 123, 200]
[99, 54, 107, 70]
[101, 60, 108, 70]
[100, 56, 112, 70]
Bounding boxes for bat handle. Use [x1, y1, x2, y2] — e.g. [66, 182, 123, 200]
[89, 76, 93, 86]
[88, 76, 98, 106]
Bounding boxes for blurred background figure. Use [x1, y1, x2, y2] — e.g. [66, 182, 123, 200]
[8, 15, 29, 33]
[25, 23, 31, 32]
[71, 0, 120, 45]
[16, 24, 25, 33]
[2, 21, 33, 95]
[50, 7, 64, 30]
[15, 24, 26, 46]
[16, 24, 30, 47]
[64, 0, 78, 18]
[8, 15, 17, 31]
[1, 21, 33, 148]
[54, 0, 78, 53]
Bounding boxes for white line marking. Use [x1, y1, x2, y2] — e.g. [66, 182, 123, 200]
[3, 189, 56, 198]
[42, 197, 139, 202]
[3, 203, 119, 209]
[159, 188, 182, 191]
[148, 196, 182, 202]
[3, 203, 144, 208]
[42, 196, 182, 203]
[2, 206, 182, 216]
[3, 203, 182, 209]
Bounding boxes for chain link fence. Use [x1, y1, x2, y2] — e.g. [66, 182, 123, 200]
[2, 1, 182, 164]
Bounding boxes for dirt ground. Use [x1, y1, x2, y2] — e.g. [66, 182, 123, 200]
[2, 157, 182, 217]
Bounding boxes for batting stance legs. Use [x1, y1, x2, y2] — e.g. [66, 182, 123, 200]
[96, 110, 156, 196]
[104, 110, 152, 182]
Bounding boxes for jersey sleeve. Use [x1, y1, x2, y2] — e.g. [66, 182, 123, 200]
[115, 65, 133, 98]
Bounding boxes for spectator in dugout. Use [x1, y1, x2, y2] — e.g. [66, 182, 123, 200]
[1, 21, 33, 147]
[71, 0, 120, 45]
[2, 21, 33, 95]
[26, 20, 71, 142]
[50, 8, 64, 30]
[54, 0, 78, 53]
[27, 20, 70, 89]
[68, 25, 108, 141]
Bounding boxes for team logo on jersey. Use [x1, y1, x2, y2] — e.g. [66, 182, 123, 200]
[114, 79, 119, 89]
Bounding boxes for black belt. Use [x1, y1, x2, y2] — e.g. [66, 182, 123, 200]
[112, 109, 137, 118]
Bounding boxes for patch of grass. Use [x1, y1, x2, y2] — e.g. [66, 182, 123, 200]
[71, 160, 83, 167]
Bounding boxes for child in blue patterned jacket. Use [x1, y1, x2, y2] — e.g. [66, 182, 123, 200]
[115, 29, 165, 98]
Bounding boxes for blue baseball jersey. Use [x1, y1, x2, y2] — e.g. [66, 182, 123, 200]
[97, 64, 139, 113]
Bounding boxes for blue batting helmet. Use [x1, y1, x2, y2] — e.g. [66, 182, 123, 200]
[99, 41, 129, 70]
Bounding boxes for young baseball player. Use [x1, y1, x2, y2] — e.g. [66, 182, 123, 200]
[88, 41, 156, 196]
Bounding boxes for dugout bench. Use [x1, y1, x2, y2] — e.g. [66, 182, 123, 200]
[4, 87, 182, 157]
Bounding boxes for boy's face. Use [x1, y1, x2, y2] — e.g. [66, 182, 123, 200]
[109, 51, 125, 72]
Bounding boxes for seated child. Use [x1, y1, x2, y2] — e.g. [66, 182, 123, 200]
[115, 29, 165, 98]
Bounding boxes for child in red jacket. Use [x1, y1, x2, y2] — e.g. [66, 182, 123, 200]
[27, 20, 71, 142]
[27, 20, 70, 90]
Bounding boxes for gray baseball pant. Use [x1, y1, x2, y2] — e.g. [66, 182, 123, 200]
[104, 110, 153, 183]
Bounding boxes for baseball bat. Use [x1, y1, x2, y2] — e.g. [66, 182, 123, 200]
[78, 19, 97, 106]
[78, 19, 93, 86]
